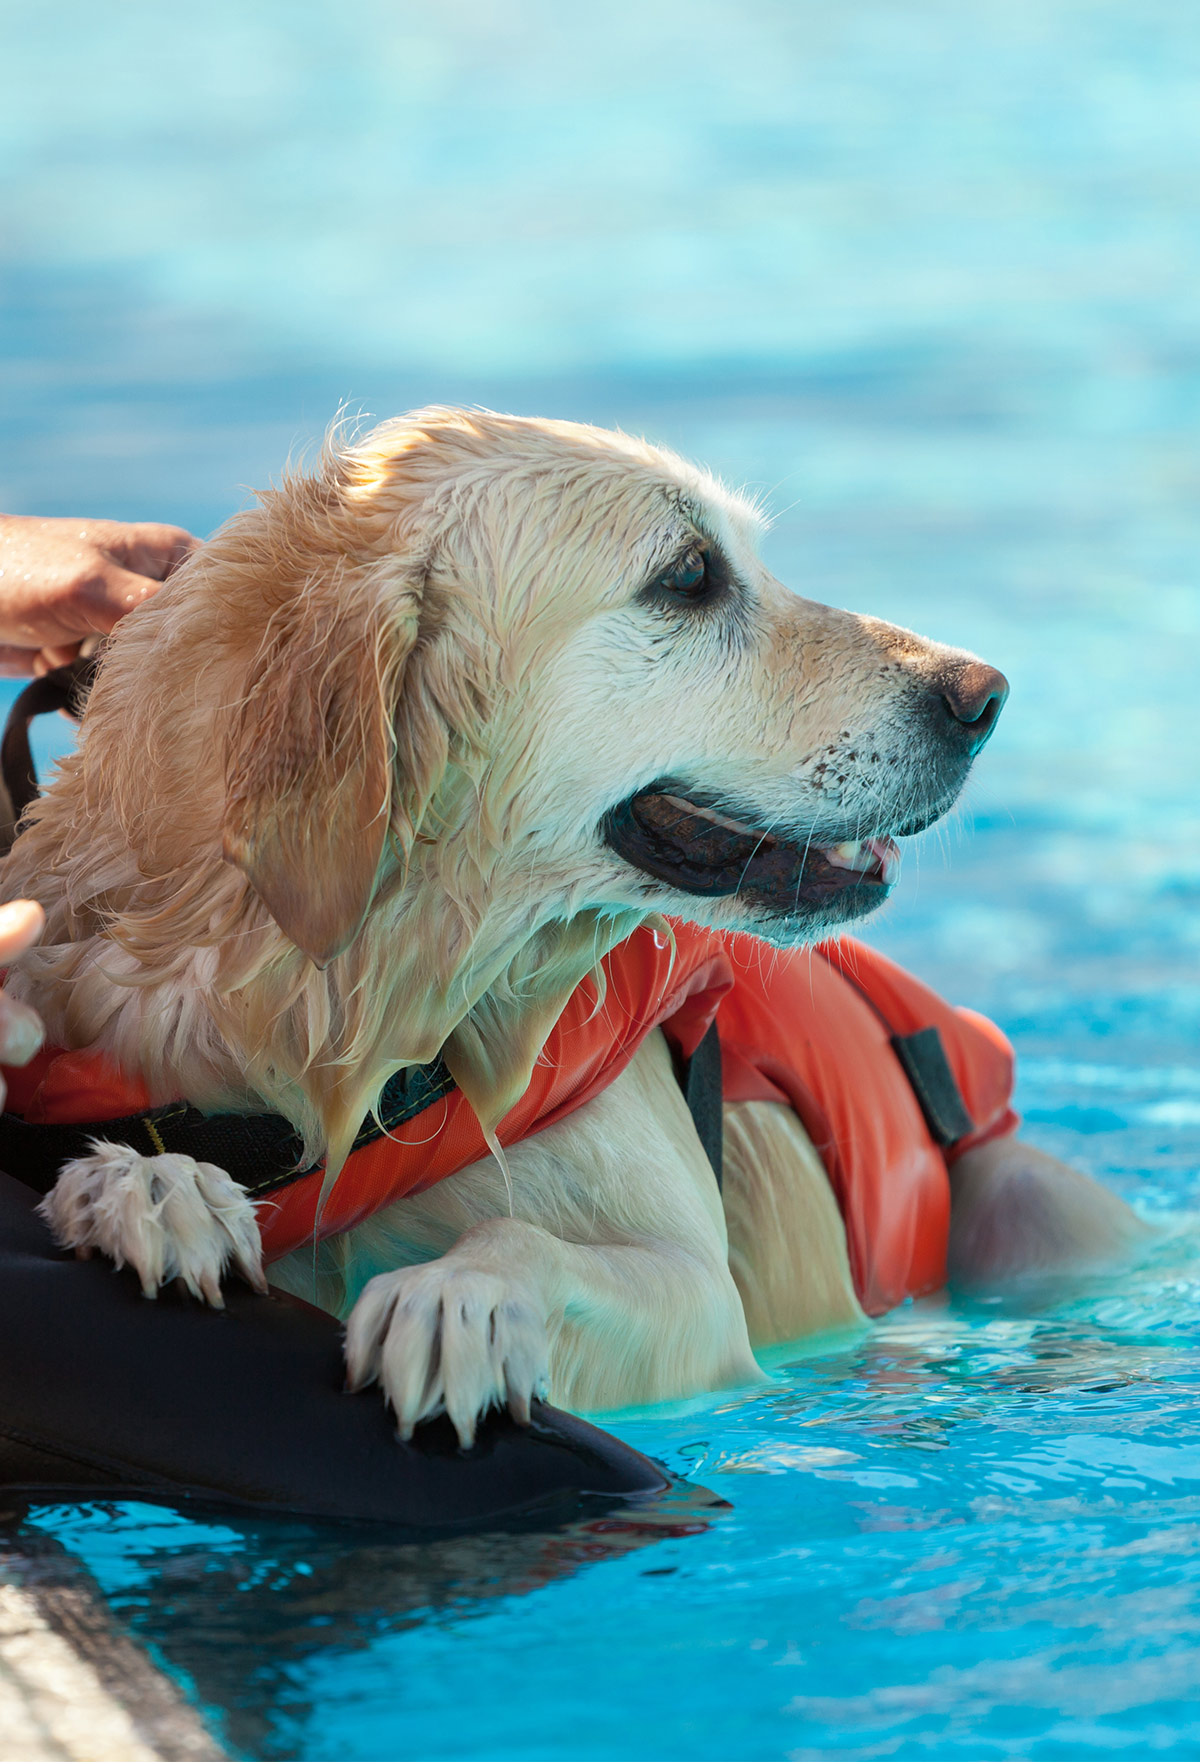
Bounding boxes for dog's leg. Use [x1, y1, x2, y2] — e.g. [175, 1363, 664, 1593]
[721, 1099, 866, 1345]
[332, 1030, 762, 1446]
[948, 1133, 1152, 1287]
[39, 1140, 266, 1304]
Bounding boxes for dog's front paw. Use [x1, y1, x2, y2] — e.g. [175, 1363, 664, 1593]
[39, 1140, 267, 1306]
[344, 1262, 550, 1448]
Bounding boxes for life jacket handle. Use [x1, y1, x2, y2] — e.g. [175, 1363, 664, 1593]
[0, 653, 99, 852]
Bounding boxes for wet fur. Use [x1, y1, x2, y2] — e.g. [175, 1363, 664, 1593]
[2, 408, 1146, 1440]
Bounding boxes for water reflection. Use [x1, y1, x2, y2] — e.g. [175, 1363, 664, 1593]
[11, 1485, 725, 1760]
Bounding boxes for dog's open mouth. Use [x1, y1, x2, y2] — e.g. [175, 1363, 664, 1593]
[603, 785, 900, 918]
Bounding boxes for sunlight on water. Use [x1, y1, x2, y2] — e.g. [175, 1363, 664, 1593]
[3, 0, 1200, 1757]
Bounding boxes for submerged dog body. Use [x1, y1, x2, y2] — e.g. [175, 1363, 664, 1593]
[1, 409, 1144, 1442]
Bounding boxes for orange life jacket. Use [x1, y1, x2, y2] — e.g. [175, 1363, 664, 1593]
[1, 926, 1016, 1316]
[711, 933, 1016, 1312]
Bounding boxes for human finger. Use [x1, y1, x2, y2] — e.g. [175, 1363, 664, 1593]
[69, 562, 172, 635]
[0, 644, 80, 675]
[29, 644, 82, 676]
[0, 899, 44, 963]
[0, 991, 44, 1068]
[0, 900, 46, 1073]
[112, 523, 201, 582]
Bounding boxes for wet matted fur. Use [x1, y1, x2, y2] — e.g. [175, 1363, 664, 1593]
[2, 409, 1146, 1444]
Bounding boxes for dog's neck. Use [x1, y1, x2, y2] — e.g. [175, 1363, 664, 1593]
[222, 884, 649, 1173]
[5, 806, 649, 1174]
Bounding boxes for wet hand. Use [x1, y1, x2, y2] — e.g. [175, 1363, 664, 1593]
[0, 515, 200, 676]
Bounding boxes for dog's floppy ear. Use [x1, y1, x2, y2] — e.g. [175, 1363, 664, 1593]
[223, 572, 417, 968]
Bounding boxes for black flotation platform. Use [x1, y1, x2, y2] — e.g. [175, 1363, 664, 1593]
[0, 1171, 668, 1526]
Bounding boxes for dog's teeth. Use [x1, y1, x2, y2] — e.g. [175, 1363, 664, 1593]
[826, 840, 869, 870]
[823, 837, 901, 883]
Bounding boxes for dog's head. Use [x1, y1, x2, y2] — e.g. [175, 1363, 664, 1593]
[212, 408, 1005, 965]
[29, 408, 1004, 1152]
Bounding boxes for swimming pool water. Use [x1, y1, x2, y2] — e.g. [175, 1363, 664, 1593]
[16, 1231, 1200, 1761]
[3, 1, 1200, 1756]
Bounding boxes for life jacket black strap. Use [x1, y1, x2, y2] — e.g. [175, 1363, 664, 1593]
[0, 1060, 454, 1200]
[678, 1019, 724, 1189]
[0, 1037, 727, 1201]
[814, 948, 977, 1150]
[889, 1026, 975, 1147]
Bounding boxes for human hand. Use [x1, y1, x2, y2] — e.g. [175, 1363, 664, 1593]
[0, 515, 200, 676]
[0, 900, 45, 1108]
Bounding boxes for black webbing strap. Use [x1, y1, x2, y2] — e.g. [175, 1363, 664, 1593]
[0, 993, 974, 1201]
[679, 1019, 724, 1189]
[888, 1026, 975, 1147]
[0, 1037, 727, 1201]
[0, 1059, 455, 1200]
[814, 947, 977, 1150]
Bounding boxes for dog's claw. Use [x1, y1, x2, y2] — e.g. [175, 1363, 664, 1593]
[198, 1268, 225, 1308]
[241, 1256, 270, 1296]
[230, 1239, 269, 1294]
[345, 1263, 550, 1449]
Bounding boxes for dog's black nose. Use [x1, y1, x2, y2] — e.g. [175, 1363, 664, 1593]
[937, 661, 1009, 755]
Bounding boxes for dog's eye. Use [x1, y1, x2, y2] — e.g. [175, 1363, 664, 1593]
[652, 547, 710, 600]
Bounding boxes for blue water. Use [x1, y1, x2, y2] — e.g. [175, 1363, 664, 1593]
[4, 1, 1200, 1756]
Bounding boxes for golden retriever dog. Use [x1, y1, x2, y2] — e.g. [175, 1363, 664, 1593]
[0, 410, 1144, 1445]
